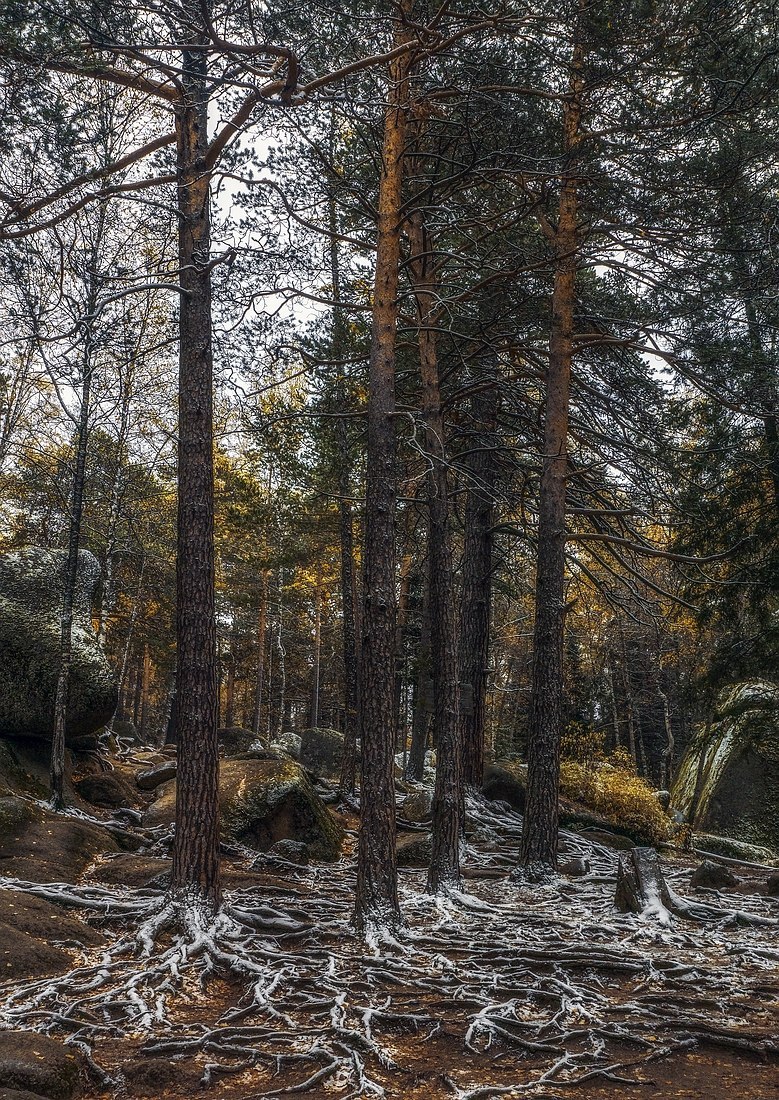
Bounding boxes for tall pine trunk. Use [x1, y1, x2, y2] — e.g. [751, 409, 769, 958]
[406, 212, 462, 893]
[170, 1, 221, 908]
[50, 352, 93, 809]
[252, 570, 269, 739]
[407, 554, 431, 780]
[459, 382, 498, 788]
[353, 13, 413, 930]
[519, 20, 584, 872]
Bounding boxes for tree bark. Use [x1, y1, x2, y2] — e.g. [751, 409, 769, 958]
[354, 13, 413, 930]
[50, 349, 93, 809]
[519, 20, 584, 872]
[252, 570, 269, 739]
[406, 211, 462, 893]
[170, 0, 221, 909]
[459, 383, 498, 789]
[309, 561, 323, 729]
[407, 552, 431, 780]
[326, 142, 362, 798]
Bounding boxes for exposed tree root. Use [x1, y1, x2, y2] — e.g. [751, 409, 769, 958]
[0, 794, 777, 1096]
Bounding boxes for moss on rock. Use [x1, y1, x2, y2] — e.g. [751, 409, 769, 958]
[144, 757, 343, 861]
[0, 547, 117, 741]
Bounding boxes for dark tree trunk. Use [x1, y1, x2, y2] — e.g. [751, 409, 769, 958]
[50, 354, 93, 809]
[519, 23, 584, 872]
[328, 150, 361, 798]
[252, 570, 269, 739]
[395, 551, 413, 764]
[407, 553, 431, 780]
[309, 561, 323, 729]
[170, 1, 221, 909]
[338, 481, 360, 795]
[354, 18, 412, 930]
[406, 212, 462, 893]
[140, 643, 152, 740]
[458, 383, 498, 789]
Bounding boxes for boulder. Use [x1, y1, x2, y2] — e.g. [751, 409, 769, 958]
[0, 889, 104, 980]
[0, 737, 49, 799]
[92, 854, 172, 888]
[397, 833, 432, 868]
[272, 731, 302, 760]
[0, 1032, 80, 1100]
[144, 757, 343, 860]
[136, 761, 177, 791]
[400, 790, 432, 822]
[0, 1090, 55, 1100]
[559, 856, 590, 877]
[690, 859, 739, 890]
[74, 769, 139, 809]
[268, 839, 309, 864]
[671, 681, 779, 853]
[121, 1056, 202, 1098]
[482, 764, 526, 812]
[766, 872, 779, 898]
[219, 726, 264, 756]
[0, 794, 119, 882]
[300, 727, 344, 779]
[0, 547, 117, 741]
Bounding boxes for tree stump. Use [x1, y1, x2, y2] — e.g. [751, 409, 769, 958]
[615, 847, 674, 923]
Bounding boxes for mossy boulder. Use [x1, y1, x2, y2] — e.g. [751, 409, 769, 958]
[483, 763, 526, 811]
[0, 1032, 80, 1099]
[0, 547, 117, 742]
[672, 681, 779, 853]
[144, 757, 343, 860]
[300, 727, 343, 779]
[397, 833, 433, 867]
[219, 726, 264, 756]
[0, 889, 104, 980]
[0, 794, 119, 881]
[74, 769, 139, 809]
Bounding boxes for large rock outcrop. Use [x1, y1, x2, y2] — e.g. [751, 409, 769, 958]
[143, 755, 343, 860]
[671, 680, 779, 853]
[0, 547, 117, 741]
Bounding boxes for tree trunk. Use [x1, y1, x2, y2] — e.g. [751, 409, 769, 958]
[170, 1, 221, 909]
[406, 211, 462, 893]
[224, 640, 236, 729]
[339, 481, 360, 795]
[354, 15, 413, 930]
[326, 145, 361, 798]
[140, 643, 152, 741]
[276, 570, 286, 741]
[459, 383, 498, 788]
[309, 561, 323, 729]
[252, 570, 269, 739]
[50, 353, 93, 809]
[519, 22, 584, 872]
[395, 551, 413, 765]
[407, 553, 431, 781]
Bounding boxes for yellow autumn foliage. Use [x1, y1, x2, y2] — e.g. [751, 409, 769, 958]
[559, 756, 671, 846]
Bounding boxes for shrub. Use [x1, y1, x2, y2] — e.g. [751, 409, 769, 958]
[559, 757, 670, 845]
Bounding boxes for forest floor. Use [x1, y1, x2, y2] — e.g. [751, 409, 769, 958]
[1, 791, 779, 1100]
